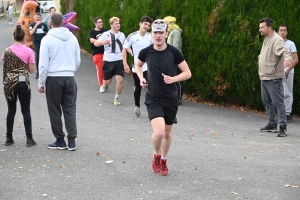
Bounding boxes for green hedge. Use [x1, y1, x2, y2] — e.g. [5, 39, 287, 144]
[67, 0, 300, 114]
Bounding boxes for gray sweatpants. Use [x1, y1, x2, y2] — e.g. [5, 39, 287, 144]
[45, 76, 77, 142]
[282, 72, 294, 115]
[261, 79, 287, 126]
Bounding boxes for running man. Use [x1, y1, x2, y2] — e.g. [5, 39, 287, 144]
[136, 19, 192, 176]
[122, 16, 153, 116]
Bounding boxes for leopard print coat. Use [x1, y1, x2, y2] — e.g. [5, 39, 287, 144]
[2, 48, 30, 102]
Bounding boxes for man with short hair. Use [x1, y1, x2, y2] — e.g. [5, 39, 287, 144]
[38, 13, 81, 151]
[30, 12, 48, 79]
[42, 7, 56, 29]
[258, 18, 292, 137]
[136, 19, 191, 176]
[88, 17, 108, 91]
[94, 17, 126, 106]
[278, 24, 298, 123]
[122, 16, 153, 116]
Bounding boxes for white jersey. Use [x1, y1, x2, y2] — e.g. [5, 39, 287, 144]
[123, 31, 152, 72]
[284, 40, 297, 73]
[98, 31, 125, 62]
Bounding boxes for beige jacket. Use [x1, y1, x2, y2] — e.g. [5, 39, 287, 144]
[258, 31, 292, 80]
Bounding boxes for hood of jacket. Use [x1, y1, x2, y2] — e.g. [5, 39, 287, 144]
[48, 27, 73, 41]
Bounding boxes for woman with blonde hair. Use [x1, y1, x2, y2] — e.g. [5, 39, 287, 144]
[2, 25, 36, 147]
[164, 16, 184, 105]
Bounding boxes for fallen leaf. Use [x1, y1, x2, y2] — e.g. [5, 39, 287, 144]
[43, 194, 48, 197]
[67, 176, 71, 178]
[189, 135, 193, 140]
[149, 190, 153, 194]
[214, 133, 219, 138]
[129, 137, 135, 141]
[96, 152, 101, 156]
[238, 178, 243, 180]
[60, 165, 65, 169]
[292, 186, 299, 188]
[18, 176, 22, 178]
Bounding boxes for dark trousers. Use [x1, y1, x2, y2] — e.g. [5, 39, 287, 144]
[45, 77, 77, 142]
[34, 45, 40, 73]
[261, 79, 287, 126]
[133, 71, 148, 107]
[6, 82, 32, 138]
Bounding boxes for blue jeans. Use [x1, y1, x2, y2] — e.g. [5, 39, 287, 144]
[261, 79, 287, 126]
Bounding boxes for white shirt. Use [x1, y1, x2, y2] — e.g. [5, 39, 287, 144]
[98, 31, 125, 62]
[8, 5, 13, 15]
[123, 31, 152, 72]
[284, 39, 297, 73]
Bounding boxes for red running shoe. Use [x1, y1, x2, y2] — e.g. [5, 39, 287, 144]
[160, 159, 168, 176]
[152, 154, 161, 174]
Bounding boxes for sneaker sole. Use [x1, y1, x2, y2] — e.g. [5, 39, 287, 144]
[260, 130, 278, 133]
[159, 171, 168, 176]
[277, 134, 287, 137]
[68, 147, 77, 151]
[47, 146, 68, 150]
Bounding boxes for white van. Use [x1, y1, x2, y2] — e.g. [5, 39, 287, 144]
[40, 1, 56, 13]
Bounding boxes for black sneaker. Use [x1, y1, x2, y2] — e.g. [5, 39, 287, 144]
[27, 138, 36, 147]
[5, 138, 14, 146]
[68, 142, 76, 151]
[47, 140, 68, 150]
[277, 125, 287, 137]
[260, 124, 278, 132]
[287, 115, 293, 123]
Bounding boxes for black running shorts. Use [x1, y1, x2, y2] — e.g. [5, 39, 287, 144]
[102, 60, 124, 80]
[144, 92, 178, 125]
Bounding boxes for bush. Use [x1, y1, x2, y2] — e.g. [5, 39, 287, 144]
[71, 0, 300, 114]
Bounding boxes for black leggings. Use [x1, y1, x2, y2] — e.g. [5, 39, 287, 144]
[6, 82, 32, 138]
[133, 71, 148, 107]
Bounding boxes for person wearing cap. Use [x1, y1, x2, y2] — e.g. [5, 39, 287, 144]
[122, 16, 153, 117]
[7, 2, 13, 25]
[94, 17, 126, 106]
[164, 16, 184, 105]
[135, 19, 191, 176]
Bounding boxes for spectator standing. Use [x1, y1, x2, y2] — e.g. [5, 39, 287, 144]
[38, 14, 81, 151]
[2, 25, 36, 147]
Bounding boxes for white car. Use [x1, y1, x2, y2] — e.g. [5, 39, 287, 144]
[40, 1, 56, 13]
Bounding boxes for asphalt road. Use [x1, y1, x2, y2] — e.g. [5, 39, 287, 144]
[0, 17, 299, 200]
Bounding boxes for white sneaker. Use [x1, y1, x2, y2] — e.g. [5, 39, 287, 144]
[113, 98, 121, 106]
[134, 106, 140, 117]
[100, 84, 108, 93]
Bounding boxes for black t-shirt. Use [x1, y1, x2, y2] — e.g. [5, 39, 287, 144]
[138, 44, 185, 97]
[29, 22, 48, 46]
[88, 28, 108, 55]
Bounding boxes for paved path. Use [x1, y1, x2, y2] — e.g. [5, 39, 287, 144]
[0, 17, 299, 200]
